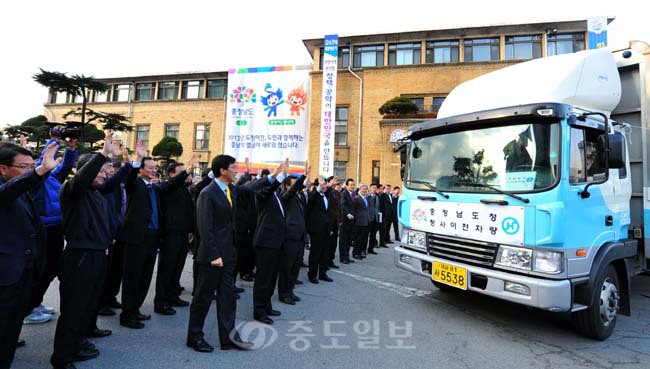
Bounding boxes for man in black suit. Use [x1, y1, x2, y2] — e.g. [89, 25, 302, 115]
[233, 161, 258, 283]
[50, 133, 124, 369]
[368, 183, 380, 251]
[154, 162, 196, 312]
[390, 186, 401, 241]
[306, 176, 336, 283]
[187, 155, 279, 352]
[325, 178, 341, 270]
[252, 159, 291, 324]
[0, 142, 59, 369]
[382, 184, 395, 243]
[338, 178, 356, 264]
[118, 142, 194, 328]
[277, 167, 309, 306]
[352, 184, 372, 259]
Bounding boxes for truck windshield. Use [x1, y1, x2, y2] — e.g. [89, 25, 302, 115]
[406, 122, 560, 193]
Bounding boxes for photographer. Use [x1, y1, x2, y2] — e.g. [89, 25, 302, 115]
[1, 141, 60, 369]
[49, 133, 118, 369]
[25, 134, 78, 325]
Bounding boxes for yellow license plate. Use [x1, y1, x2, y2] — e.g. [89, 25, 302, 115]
[432, 261, 468, 290]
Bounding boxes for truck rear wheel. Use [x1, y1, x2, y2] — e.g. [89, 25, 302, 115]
[573, 264, 620, 340]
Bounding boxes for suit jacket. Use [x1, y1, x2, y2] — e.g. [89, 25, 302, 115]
[306, 189, 333, 234]
[281, 175, 306, 241]
[161, 181, 195, 235]
[326, 188, 341, 226]
[117, 166, 188, 244]
[0, 170, 46, 286]
[195, 178, 269, 265]
[353, 195, 370, 227]
[380, 193, 394, 220]
[253, 178, 286, 249]
[340, 188, 355, 220]
[368, 194, 379, 222]
[391, 195, 400, 220]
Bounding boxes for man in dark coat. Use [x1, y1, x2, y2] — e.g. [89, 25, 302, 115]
[306, 177, 336, 283]
[0, 142, 59, 369]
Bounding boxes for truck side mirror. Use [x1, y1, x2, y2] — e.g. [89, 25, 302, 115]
[598, 133, 625, 169]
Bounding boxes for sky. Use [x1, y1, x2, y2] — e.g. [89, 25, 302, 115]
[0, 0, 647, 128]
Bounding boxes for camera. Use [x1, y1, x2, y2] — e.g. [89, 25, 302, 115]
[45, 121, 84, 141]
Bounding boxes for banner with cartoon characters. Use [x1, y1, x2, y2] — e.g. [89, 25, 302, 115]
[224, 65, 311, 170]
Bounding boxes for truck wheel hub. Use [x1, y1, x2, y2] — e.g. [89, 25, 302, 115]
[599, 277, 619, 326]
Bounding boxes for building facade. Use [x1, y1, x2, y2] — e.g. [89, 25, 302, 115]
[45, 19, 593, 185]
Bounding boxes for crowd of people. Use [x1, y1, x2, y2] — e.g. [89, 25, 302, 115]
[0, 131, 401, 369]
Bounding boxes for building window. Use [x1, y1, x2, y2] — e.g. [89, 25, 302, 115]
[409, 98, 424, 111]
[135, 83, 155, 101]
[158, 81, 179, 100]
[425, 40, 459, 63]
[335, 107, 348, 146]
[505, 35, 542, 60]
[94, 89, 108, 103]
[463, 38, 500, 62]
[207, 79, 226, 99]
[135, 125, 150, 149]
[372, 160, 381, 184]
[194, 124, 210, 150]
[334, 161, 347, 180]
[50, 90, 68, 104]
[182, 80, 205, 99]
[547, 33, 585, 56]
[388, 42, 421, 66]
[113, 84, 131, 102]
[353, 45, 384, 68]
[431, 97, 446, 113]
[165, 124, 179, 139]
[319, 46, 351, 70]
[193, 162, 208, 177]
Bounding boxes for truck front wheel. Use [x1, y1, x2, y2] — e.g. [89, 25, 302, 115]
[573, 264, 620, 340]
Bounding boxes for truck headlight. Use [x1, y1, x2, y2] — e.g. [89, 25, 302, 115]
[406, 230, 427, 252]
[533, 250, 563, 274]
[495, 246, 532, 271]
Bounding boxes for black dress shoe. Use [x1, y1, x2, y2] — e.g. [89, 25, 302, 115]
[368, 250, 378, 255]
[309, 277, 319, 284]
[280, 297, 296, 305]
[107, 299, 122, 309]
[319, 275, 334, 282]
[340, 260, 350, 264]
[154, 305, 176, 316]
[361, 251, 367, 257]
[240, 274, 254, 282]
[81, 339, 96, 351]
[290, 293, 301, 302]
[352, 254, 362, 260]
[255, 315, 273, 325]
[74, 347, 99, 361]
[53, 363, 77, 369]
[267, 309, 281, 316]
[328, 262, 340, 269]
[234, 286, 245, 293]
[136, 312, 151, 321]
[295, 279, 303, 285]
[170, 298, 190, 307]
[17, 338, 26, 348]
[235, 293, 240, 299]
[89, 328, 112, 338]
[187, 338, 214, 353]
[222, 340, 253, 350]
[349, 259, 355, 263]
[98, 306, 116, 316]
[120, 319, 145, 329]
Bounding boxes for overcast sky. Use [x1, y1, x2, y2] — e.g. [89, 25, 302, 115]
[0, 0, 647, 127]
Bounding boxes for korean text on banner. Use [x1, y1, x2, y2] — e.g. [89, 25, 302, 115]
[224, 66, 311, 167]
[319, 34, 338, 177]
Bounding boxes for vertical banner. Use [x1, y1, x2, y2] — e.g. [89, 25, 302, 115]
[224, 66, 311, 172]
[588, 16, 608, 49]
[318, 34, 339, 177]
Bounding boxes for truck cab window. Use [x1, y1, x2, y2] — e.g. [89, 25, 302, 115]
[570, 127, 607, 184]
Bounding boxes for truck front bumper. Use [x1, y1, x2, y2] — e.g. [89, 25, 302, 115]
[394, 246, 572, 312]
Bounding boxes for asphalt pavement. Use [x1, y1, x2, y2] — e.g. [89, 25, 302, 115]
[13, 244, 650, 369]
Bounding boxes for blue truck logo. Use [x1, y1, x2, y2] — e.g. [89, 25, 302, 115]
[501, 217, 520, 235]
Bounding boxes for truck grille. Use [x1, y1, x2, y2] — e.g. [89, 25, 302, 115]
[427, 234, 498, 267]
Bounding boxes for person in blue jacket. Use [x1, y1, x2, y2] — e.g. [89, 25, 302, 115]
[24, 134, 78, 325]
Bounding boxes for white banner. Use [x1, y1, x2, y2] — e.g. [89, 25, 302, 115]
[318, 34, 338, 177]
[224, 66, 311, 168]
[409, 200, 525, 245]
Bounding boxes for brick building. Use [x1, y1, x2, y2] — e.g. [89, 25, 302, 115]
[44, 19, 593, 185]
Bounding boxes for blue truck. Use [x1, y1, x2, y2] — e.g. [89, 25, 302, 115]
[394, 42, 650, 340]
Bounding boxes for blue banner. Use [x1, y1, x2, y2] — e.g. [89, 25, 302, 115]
[324, 34, 339, 57]
[587, 17, 607, 49]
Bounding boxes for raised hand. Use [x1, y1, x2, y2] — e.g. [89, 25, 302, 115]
[272, 160, 285, 178]
[122, 146, 130, 162]
[283, 157, 290, 175]
[135, 140, 146, 160]
[329, 175, 339, 185]
[66, 137, 79, 150]
[245, 157, 252, 172]
[102, 132, 116, 156]
[19, 134, 28, 149]
[35, 141, 62, 176]
[304, 163, 311, 177]
[186, 154, 198, 173]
